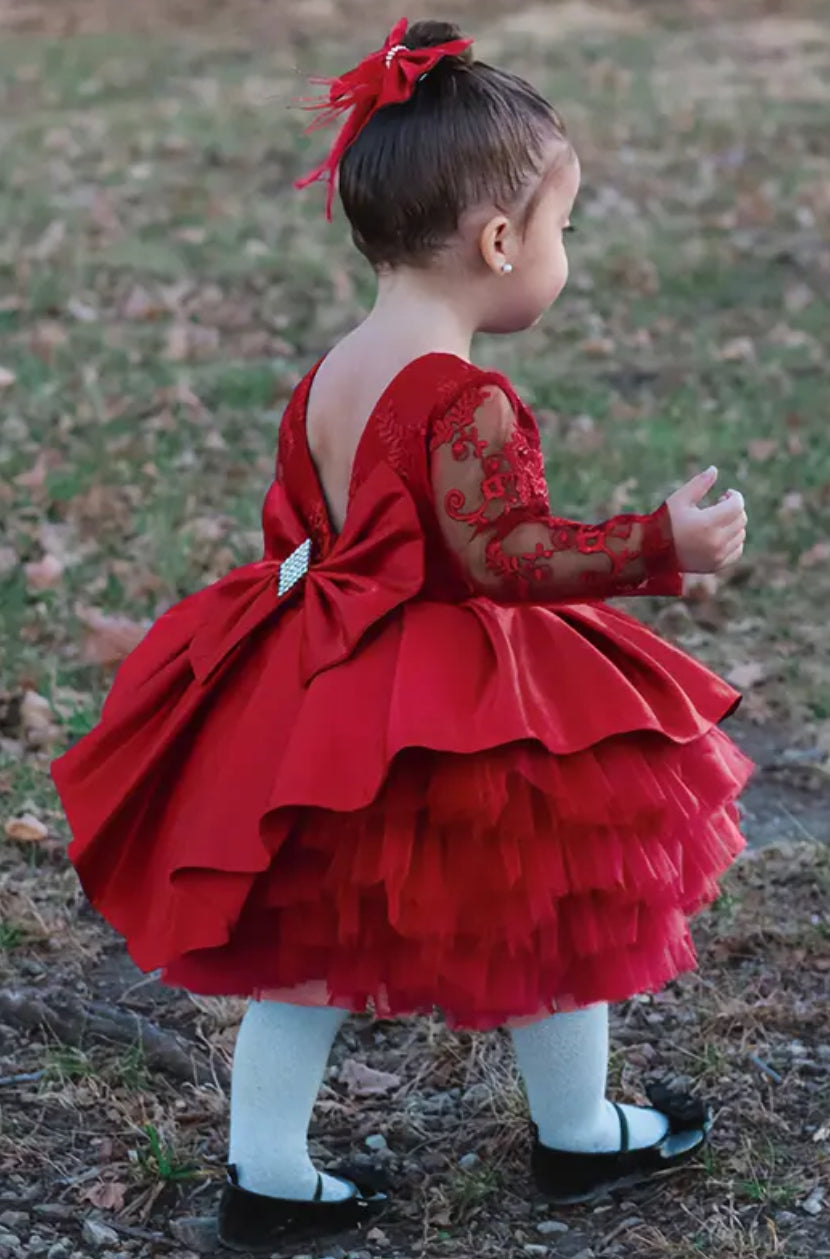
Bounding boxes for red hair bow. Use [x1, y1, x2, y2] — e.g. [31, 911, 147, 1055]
[294, 17, 473, 220]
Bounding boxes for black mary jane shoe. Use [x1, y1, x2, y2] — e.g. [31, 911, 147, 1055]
[531, 1082, 713, 1206]
[217, 1163, 388, 1254]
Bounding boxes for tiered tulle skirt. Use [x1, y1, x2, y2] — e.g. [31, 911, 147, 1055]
[166, 730, 750, 1028]
[52, 586, 751, 1030]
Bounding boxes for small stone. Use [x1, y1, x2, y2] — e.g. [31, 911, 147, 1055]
[420, 1090, 458, 1115]
[47, 1244, 73, 1259]
[81, 1220, 119, 1248]
[169, 1216, 220, 1254]
[463, 1083, 491, 1107]
[774, 1210, 798, 1226]
[555, 1239, 592, 1259]
[0, 1217, 27, 1233]
[524, 1247, 549, 1256]
[801, 1186, 825, 1216]
[364, 1133, 387, 1152]
[537, 1220, 569, 1234]
[458, 1152, 481, 1171]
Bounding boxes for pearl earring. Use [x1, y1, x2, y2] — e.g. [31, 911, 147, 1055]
[501, 262, 513, 275]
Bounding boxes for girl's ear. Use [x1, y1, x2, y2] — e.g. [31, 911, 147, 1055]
[478, 214, 514, 276]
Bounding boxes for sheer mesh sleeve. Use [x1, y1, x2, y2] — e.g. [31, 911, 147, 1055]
[429, 382, 683, 603]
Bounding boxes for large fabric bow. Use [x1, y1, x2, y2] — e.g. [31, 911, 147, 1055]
[189, 463, 425, 687]
[294, 17, 473, 219]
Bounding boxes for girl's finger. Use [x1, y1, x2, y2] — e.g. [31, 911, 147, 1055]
[717, 518, 749, 548]
[719, 542, 745, 568]
[705, 496, 744, 526]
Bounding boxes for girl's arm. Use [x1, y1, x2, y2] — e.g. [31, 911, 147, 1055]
[429, 383, 683, 602]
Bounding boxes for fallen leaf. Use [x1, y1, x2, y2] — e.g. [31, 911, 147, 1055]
[565, 414, 604, 453]
[5, 813, 49, 843]
[683, 573, 720, 603]
[39, 521, 86, 567]
[75, 605, 150, 667]
[24, 554, 64, 591]
[799, 541, 830, 568]
[580, 336, 615, 358]
[245, 238, 270, 258]
[176, 226, 207, 245]
[785, 282, 814, 313]
[67, 297, 99, 324]
[608, 477, 638, 515]
[31, 218, 66, 261]
[14, 452, 49, 489]
[79, 1180, 127, 1212]
[30, 320, 69, 359]
[90, 190, 124, 239]
[21, 689, 59, 743]
[747, 439, 778, 463]
[726, 661, 765, 690]
[332, 266, 354, 303]
[0, 546, 18, 577]
[718, 337, 756, 363]
[0, 366, 17, 389]
[165, 323, 190, 362]
[338, 1058, 402, 1098]
[779, 491, 804, 517]
[122, 285, 167, 322]
[165, 322, 219, 362]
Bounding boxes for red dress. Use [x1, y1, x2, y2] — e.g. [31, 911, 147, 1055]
[51, 352, 751, 1031]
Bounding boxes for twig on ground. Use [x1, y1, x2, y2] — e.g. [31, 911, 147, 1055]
[0, 987, 228, 1087]
[0, 1070, 47, 1086]
[749, 1053, 784, 1084]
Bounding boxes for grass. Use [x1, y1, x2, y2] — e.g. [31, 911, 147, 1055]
[139, 1123, 200, 1183]
[0, 922, 26, 950]
[0, 5, 828, 732]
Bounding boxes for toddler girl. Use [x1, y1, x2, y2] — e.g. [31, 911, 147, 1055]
[52, 18, 751, 1253]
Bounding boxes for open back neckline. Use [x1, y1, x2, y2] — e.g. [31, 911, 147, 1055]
[300, 349, 472, 541]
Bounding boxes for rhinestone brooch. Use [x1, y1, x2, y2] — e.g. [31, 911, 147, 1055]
[277, 538, 312, 597]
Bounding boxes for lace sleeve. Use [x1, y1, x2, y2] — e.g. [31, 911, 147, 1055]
[429, 383, 683, 602]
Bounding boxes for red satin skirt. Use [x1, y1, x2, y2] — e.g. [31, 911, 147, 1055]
[52, 586, 751, 1031]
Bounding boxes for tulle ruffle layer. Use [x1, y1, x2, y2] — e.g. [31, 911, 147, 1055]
[164, 728, 751, 1029]
[52, 586, 750, 1029]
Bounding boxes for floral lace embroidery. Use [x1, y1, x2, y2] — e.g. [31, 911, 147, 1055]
[430, 384, 681, 601]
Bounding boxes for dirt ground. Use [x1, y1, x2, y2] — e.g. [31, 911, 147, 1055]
[0, 1, 828, 1257]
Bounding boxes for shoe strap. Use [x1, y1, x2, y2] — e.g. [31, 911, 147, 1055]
[611, 1102, 630, 1153]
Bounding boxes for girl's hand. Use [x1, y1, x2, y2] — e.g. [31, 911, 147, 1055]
[666, 466, 747, 573]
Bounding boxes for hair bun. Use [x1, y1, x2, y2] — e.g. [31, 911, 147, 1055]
[404, 19, 474, 66]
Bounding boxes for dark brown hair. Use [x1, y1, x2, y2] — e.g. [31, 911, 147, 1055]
[338, 20, 569, 269]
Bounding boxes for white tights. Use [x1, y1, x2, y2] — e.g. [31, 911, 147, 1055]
[228, 999, 668, 1202]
